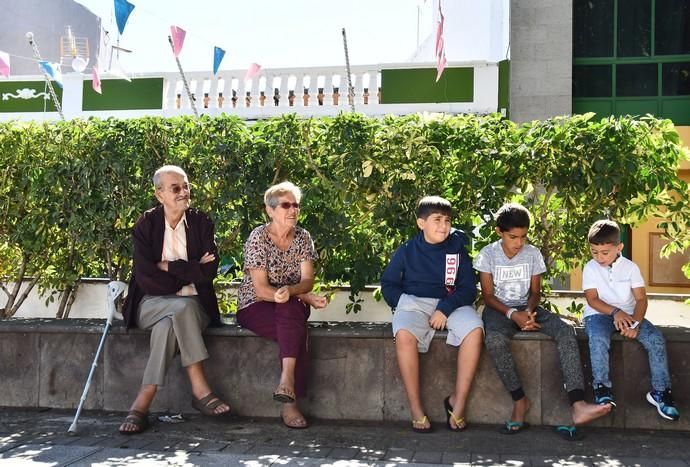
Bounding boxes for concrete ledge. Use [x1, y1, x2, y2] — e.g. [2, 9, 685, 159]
[1, 318, 689, 431]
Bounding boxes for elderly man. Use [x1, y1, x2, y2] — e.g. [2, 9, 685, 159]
[119, 165, 230, 434]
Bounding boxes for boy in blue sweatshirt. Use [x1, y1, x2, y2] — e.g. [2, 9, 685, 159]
[382, 196, 483, 433]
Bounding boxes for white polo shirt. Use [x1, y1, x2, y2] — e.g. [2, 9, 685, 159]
[582, 255, 644, 318]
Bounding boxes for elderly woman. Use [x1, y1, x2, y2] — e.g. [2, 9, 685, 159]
[237, 181, 327, 429]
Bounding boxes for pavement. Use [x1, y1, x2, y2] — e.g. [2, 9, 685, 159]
[0, 408, 688, 466]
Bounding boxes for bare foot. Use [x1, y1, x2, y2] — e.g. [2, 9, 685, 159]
[510, 396, 531, 423]
[571, 400, 612, 425]
[282, 402, 308, 428]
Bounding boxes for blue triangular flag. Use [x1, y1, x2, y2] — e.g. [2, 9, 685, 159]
[213, 47, 226, 75]
[39, 61, 63, 88]
[114, 0, 135, 35]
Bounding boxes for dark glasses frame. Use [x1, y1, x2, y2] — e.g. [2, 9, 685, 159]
[159, 183, 192, 194]
[276, 201, 300, 209]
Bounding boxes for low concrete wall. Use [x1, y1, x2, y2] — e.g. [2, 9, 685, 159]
[6, 280, 690, 326]
[1, 318, 689, 431]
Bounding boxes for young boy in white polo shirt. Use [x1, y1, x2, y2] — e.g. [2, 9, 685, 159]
[583, 219, 679, 421]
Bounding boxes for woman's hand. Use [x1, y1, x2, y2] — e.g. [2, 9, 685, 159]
[299, 293, 328, 309]
[274, 286, 290, 303]
[199, 252, 216, 264]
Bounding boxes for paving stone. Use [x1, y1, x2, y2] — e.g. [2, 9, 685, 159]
[441, 450, 472, 464]
[412, 450, 444, 464]
[245, 444, 303, 457]
[355, 447, 385, 461]
[384, 447, 415, 462]
[219, 440, 254, 454]
[531, 455, 593, 466]
[67, 447, 180, 466]
[328, 446, 361, 459]
[472, 453, 504, 465]
[500, 453, 533, 466]
[0, 443, 100, 466]
[655, 460, 689, 467]
[300, 446, 334, 458]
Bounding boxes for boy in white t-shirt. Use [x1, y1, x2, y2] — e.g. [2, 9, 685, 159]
[583, 220, 679, 421]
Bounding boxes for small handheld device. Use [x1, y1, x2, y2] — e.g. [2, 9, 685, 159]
[629, 320, 640, 330]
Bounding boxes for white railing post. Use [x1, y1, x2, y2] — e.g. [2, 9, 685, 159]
[208, 76, 219, 110]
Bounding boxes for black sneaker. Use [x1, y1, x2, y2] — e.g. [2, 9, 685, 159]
[594, 384, 616, 407]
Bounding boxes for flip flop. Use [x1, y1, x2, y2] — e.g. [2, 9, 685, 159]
[555, 425, 585, 441]
[273, 384, 296, 403]
[443, 396, 467, 432]
[499, 420, 530, 435]
[412, 415, 434, 433]
[118, 409, 149, 435]
[191, 392, 231, 417]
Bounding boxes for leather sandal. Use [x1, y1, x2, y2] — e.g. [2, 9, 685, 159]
[118, 409, 149, 435]
[191, 392, 230, 416]
[273, 384, 296, 403]
[282, 413, 309, 429]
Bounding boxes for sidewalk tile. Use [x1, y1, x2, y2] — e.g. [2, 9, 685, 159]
[329, 446, 361, 459]
[0, 444, 100, 466]
[355, 447, 386, 461]
[500, 453, 532, 466]
[441, 450, 471, 464]
[384, 447, 414, 462]
[655, 460, 689, 467]
[531, 455, 593, 466]
[301, 446, 334, 458]
[412, 450, 444, 464]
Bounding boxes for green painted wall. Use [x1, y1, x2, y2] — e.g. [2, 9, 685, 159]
[498, 60, 510, 118]
[0, 81, 62, 112]
[82, 78, 164, 110]
[380, 67, 473, 104]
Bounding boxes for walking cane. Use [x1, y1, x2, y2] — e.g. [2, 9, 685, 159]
[68, 281, 127, 434]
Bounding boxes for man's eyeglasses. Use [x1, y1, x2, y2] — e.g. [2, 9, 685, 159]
[159, 183, 191, 194]
[277, 202, 300, 210]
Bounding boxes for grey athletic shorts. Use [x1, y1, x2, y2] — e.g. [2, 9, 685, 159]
[392, 293, 484, 353]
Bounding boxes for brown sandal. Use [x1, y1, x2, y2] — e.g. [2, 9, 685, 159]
[118, 409, 149, 435]
[273, 385, 296, 403]
[191, 392, 230, 416]
[282, 413, 309, 429]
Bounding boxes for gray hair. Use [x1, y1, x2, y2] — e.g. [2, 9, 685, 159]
[264, 181, 302, 207]
[153, 165, 187, 189]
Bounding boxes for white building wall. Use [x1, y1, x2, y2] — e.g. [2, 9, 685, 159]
[410, 0, 510, 63]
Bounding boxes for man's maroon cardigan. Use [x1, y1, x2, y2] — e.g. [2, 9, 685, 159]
[122, 205, 221, 329]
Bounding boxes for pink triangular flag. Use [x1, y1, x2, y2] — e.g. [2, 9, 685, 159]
[0, 51, 10, 78]
[435, 2, 447, 82]
[244, 63, 262, 80]
[92, 65, 102, 94]
[170, 25, 186, 57]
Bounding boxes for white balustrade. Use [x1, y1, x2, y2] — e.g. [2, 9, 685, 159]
[0, 61, 501, 121]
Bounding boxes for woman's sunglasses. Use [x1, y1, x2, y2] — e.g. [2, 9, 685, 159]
[277, 202, 300, 209]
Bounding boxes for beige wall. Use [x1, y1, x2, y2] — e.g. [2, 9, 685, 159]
[570, 126, 690, 293]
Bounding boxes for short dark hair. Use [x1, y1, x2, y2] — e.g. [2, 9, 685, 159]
[416, 196, 452, 219]
[496, 203, 531, 231]
[588, 219, 621, 245]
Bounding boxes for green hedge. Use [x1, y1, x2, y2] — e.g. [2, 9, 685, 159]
[0, 112, 688, 317]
